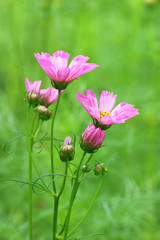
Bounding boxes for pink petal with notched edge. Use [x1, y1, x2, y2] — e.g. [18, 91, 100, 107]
[111, 102, 139, 121]
[99, 91, 117, 112]
[68, 63, 99, 81]
[69, 55, 90, 68]
[52, 50, 70, 70]
[85, 89, 98, 108]
[76, 90, 98, 109]
[25, 78, 42, 94]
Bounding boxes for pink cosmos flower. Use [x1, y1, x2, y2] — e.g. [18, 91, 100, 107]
[25, 78, 42, 94]
[39, 87, 63, 106]
[77, 90, 139, 130]
[81, 124, 105, 153]
[34, 50, 99, 90]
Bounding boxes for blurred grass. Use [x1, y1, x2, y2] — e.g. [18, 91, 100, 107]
[0, 0, 160, 239]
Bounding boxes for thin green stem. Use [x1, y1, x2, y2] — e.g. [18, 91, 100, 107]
[31, 112, 37, 134]
[62, 152, 86, 240]
[84, 153, 94, 165]
[68, 164, 74, 177]
[59, 162, 69, 197]
[34, 120, 43, 139]
[68, 175, 103, 237]
[27, 110, 51, 194]
[53, 162, 69, 240]
[51, 90, 61, 193]
[32, 118, 40, 138]
[53, 197, 59, 240]
[26, 106, 32, 240]
[51, 90, 61, 240]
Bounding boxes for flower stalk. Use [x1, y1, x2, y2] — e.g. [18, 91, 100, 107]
[68, 175, 103, 237]
[26, 106, 33, 240]
[50, 90, 61, 193]
[63, 152, 86, 240]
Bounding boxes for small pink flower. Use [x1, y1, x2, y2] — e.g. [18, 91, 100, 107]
[77, 90, 139, 130]
[39, 87, 63, 106]
[25, 78, 42, 93]
[34, 50, 99, 90]
[81, 124, 105, 153]
[64, 136, 72, 145]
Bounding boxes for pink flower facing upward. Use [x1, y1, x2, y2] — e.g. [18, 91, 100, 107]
[34, 50, 99, 90]
[25, 78, 42, 104]
[39, 87, 63, 107]
[77, 90, 139, 130]
[81, 124, 105, 153]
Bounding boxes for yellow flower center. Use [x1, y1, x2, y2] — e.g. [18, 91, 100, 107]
[100, 110, 112, 119]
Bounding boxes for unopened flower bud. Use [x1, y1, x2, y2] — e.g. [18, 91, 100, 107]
[27, 92, 38, 103]
[81, 124, 105, 153]
[94, 163, 108, 176]
[60, 144, 75, 162]
[36, 105, 51, 120]
[81, 165, 90, 173]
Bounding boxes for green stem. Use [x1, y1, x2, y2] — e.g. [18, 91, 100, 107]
[62, 152, 86, 240]
[51, 90, 61, 193]
[32, 117, 40, 138]
[68, 164, 74, 177]
[51, 90, 61, 240]
[68, 175, 103, 237]
[27, 110, 51, 194]
[59, 161, 69, 197]
[84, 153, 94, 165]
[53, 197, 59, 240]
[53, 162, 69, 240]
[31, 112, 37, 134]
[26, 107, 32, 240]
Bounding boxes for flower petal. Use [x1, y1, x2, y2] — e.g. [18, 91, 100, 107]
[52, 50, 70, 70]
[69, 55, 90, 68]
[25, 78, 42, 93]
[99, 91, 117, 112]
[64, 136, 72, 145]
[77, 89, 98, 108]
[111, 102, 139, 123]
[68, 63, 99, 81]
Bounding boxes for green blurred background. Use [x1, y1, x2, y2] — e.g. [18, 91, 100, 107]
[0, 0, 160, 239]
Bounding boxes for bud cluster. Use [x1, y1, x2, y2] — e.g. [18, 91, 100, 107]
[24, 78, 62, 121]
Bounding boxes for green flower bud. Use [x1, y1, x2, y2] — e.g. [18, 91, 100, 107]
[81, 164, 91, 173]
[60, 144, 75, 162]
[26, 92, 39, 106]
[94, 163, 108, 176]
[36, 105, 51, 120]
